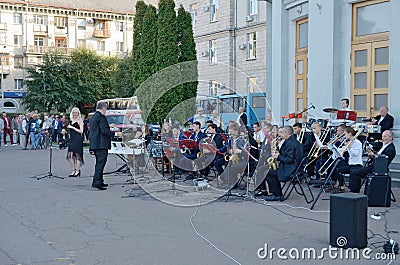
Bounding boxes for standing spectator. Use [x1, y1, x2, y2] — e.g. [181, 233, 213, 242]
[42, 115, 51, 130]
[89, 101, 118, 190]
[2, 112, 17, 146]
[12, 115, 19, 144]
[29, 114, 40, 150]
[19, 114, 29, 150]
[82, 114, 89, 142]
[52, 115, 63, 142]
[193, 107, 207, 129]
[66, 107, 84, 177]
[236, 107, 248, 126]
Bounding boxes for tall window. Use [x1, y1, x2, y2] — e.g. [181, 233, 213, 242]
[209, 80, 217, 96]
[54, 17, 67, 28]
[55, 37, 67, 48]
[77, 19, 86, 30]
[14, 79, 24, 90]
[210, 0, 218, 22]
[33, 15, 47, 25]
[249, 0, 258, 15]
[0, 31, 6, 44]
[190, 4, 198, 27]
[78, 39, 86, 47]
[116, 21, 124, 32]
[14, 35, 22, 46]
[95, 20, 106, 30]
[209, 39, 217, 64]
[116, 41, 124, 52]
[13, 13, 23, 24]
[351, 0, 389, 119]
[34, 36, 45, 46]
[295, 18, 309, 120]
[247, 32, 256, 59]
[14, 57, 24, 68]
[97, 41, 105, 51]
[248, 77, 257, 93]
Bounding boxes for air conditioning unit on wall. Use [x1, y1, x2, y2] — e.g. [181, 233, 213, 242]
[245, 15, 253, 22]
[202, 5, 210, 12]
[201, 50, 209, 57]
[239, 44, 246, 50]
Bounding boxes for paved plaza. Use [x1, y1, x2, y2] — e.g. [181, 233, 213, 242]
[0, 146, 399, 265]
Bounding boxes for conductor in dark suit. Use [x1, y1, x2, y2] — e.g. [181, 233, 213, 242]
[349, 130, 396, 193]
[257, 126, 303, 201]
[89, 101, 119, 190]
[370, 106, 394, 140]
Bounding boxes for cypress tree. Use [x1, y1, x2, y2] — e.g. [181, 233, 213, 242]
[177, 5, 198, 110]
[146, 0, 178, 124]
[131, 0, 148, 96]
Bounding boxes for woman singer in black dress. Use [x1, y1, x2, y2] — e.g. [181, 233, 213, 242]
[67, 107, 84, 177]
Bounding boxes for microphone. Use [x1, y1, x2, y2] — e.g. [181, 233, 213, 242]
[311, 104, 315, 109]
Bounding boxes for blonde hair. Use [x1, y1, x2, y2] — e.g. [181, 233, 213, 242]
[70, 107, 82, 122]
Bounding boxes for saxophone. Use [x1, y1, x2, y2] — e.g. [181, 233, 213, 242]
[267, 137, 279, 170]
[228, 137, 240, 164]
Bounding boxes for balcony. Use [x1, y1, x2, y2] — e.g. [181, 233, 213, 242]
[93, 29, 111, 38]
[26, 45, 73, 55]
[33, 24, 48, 33]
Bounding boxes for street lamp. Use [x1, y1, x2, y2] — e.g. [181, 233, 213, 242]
[1, 45, 6, 113]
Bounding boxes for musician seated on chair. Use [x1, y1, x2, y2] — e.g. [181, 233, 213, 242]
[215, 122, 247, 186]
[256, 126, 303, 201]
[349, 130, 396, 193]
[369, 106, 394, 141]
[293, 122, 313, 157]
[179, 121, 206, 179]
[164, 125, 187, 176]
[331, 127, 363, 192]
[307, 122, 330, 179]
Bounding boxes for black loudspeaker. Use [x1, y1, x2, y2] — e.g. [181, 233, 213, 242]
[330, 193, 368, 249]
[364, 175, 391, 207]
[373, 155, 388, 175]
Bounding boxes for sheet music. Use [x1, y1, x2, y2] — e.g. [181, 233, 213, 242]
[328, 144, 343, 160]
[314, 133, 324, 148]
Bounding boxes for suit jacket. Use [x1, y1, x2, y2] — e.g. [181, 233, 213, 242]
[52, 119, 63, 133]
[277, 135, 303, 182]
[238, 113, 248, 126]
[89, 111, 115, 150]
[370, 142, 396, 169]
[1, 117, 12, 130]
[375, 114, 394, 132]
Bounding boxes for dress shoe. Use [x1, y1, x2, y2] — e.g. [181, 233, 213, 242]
[264, 194, 281, 201]
[92, 184, 107, 190]
[73, 170, 81, 177]
[101, 183, 109, 187]
[255, 190, 269, 196]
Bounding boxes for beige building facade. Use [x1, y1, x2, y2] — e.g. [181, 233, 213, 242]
[0, 0, 135, 112]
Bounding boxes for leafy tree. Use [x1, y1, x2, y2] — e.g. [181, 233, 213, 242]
[131, 0, 148, 96]
[23, 53, 75, 112]
[113, 53, 134, 98]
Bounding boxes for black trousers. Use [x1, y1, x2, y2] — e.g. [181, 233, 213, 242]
[93, 149, 108, 185]
[349, 166, 373, 193]
[332, 164, 362, 187]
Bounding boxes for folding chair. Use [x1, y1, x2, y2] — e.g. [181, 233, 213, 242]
[281, 157, 314, 203]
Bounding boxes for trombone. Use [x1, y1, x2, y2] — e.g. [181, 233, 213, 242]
[305, 129, 330, 168]
[318, 129, 362, 176]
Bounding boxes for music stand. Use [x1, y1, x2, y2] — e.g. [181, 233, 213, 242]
[32, 129, 64, 180]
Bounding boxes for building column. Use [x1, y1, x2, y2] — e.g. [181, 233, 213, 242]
[390, 0, 400, 142]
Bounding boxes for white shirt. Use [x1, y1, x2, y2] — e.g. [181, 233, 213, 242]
[378, 142, 390, 155]
[347, 139, 363, 165]
[378, 115, 385, 125]
[253, 131, 265, 143]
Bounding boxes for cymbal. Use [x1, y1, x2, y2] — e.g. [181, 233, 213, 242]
[323, 108, 338, 113]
